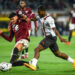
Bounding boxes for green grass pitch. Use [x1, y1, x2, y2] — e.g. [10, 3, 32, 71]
[0, 36, 75, 75]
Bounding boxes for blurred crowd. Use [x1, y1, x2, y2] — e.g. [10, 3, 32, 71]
[0, 0, 75, 10]
[0, 0, 75, 36]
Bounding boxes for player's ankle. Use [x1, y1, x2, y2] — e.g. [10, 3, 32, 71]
[32, 58, 38, 67]
[67, 56, 74, 63]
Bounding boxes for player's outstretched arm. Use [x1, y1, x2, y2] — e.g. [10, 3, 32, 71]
[0, 29, 14, 42]
[52, 28, 67, 43]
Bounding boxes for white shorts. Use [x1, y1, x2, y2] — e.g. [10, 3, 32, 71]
[15, 39, 29, 50]
[69, 23, 75, 30]
[11, 39, 29, 56]
[29, 30, 31, 36]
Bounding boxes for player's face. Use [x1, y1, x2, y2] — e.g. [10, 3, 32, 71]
[20, 1, 26, 9]
[10, 16, 18, 23]
[38, 10, 45, 18]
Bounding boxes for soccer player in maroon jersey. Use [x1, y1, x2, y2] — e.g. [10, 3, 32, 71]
[16, 0, 37, 59]
[0, 12, 29, 68]
[66, 4, 75, 45]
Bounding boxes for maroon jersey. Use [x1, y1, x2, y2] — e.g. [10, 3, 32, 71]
[1, 20, 29, 42]
[70, 9, 75, 24]
[16, 7, 37, 30]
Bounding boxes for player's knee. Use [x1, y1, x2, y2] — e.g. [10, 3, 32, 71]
[54, 51, 62, 57]
[34, 47, 40, 52]
[34, 45, 43, 52]
[34, 48, 39, 52]
[15, 43, 24, 51]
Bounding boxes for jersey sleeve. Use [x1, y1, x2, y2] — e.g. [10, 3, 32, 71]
[1, 23, 14, 42]
[16, 9, 22, 15]
[27, 8, 35, 19]
[28, 8, 32, 15]
[47, 17, 56, 28]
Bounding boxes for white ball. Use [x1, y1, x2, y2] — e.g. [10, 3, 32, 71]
[0, 62, 12, 72]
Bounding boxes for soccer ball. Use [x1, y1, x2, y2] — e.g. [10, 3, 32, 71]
[0, 62, 12, 72]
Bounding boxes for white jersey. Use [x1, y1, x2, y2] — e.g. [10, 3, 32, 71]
[39, 15, 56, 37]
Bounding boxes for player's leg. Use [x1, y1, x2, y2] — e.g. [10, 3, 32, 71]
[21, 30, 30, 59]
[53, 51, 75, 68]
[24, 30, 31, 58]
[49, 43, 75, 69]
[66, 23, 74, 45]
[53, 51, 69, 60]
[68, 30, 73, 42]
[12, 60, 29, 67]
[21, 48, 28, 59]
[21, 50, 25, 59]
[24, 48, 28, 58]
[10, 39, 29, 67]
[66, 30, 73, 45]
[24, 44, 45, 70]
[5, 43, 24, 69]
[10, 43, 24, 64]
[24, 37, 50, 70]
[21, 48, 29, 59]
[49, 43, 68, 60]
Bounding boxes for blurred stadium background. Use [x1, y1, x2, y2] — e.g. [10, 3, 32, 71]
[0, 0, 75, 36]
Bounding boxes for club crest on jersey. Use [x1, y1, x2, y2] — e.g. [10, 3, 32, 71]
[12, 24, 19, 32]
[15, 25, 19, 32]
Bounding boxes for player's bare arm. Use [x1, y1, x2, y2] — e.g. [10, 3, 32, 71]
[0, 29, 14, 42]
[52, 27, 67, 43]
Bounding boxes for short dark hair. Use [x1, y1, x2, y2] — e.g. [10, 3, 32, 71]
[38, 5, 45, 11]
[20, 0, 25, 2]
[9, 12, 17, 18]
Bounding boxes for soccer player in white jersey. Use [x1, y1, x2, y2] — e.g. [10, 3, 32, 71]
[24, 6, 75, 71]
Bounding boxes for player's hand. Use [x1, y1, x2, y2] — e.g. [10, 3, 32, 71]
[21, 15, 27, 20]
[59, 38, 67, 43]
[0, 29, 3, 35]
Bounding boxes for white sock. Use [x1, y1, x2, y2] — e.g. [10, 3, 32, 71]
[67, 57, 74, 63]
[32, 58, 38, 67]
[25, 52, 28, 54]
